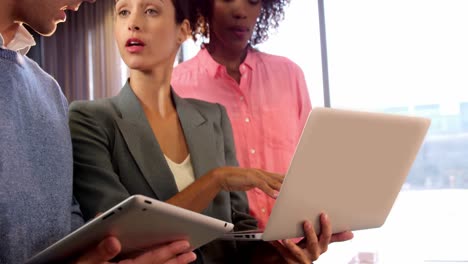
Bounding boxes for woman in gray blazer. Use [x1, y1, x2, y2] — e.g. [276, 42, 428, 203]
[70, 0, 341, 263]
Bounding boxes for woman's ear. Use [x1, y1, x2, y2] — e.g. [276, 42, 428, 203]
[177, 19, 191, 44]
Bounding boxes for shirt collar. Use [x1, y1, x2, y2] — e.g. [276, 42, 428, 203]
[199, 46, 255, 78]
[0, 24, 36, 55]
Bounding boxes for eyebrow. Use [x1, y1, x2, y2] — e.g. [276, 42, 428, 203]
[115, 0, 165, 4]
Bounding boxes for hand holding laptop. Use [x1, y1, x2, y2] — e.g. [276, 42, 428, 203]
[250, 213, 353, 263]
[270, 214, 353, 264]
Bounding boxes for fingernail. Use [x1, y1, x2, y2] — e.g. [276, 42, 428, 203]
[176, 241, 191, 251]
[322, 213, 329, 221]
[273, 191, 279, 198]
[105, 244, 114, 255]
[179, 252, 197, 262]
[104, 240, 118, 255]
[187, 252, 197, 262]
[305, 221, 312, 229]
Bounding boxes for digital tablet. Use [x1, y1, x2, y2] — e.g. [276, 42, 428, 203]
[26, 195, 234, 264]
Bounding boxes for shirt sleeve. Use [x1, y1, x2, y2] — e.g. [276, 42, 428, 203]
[294, 63, 312, 142]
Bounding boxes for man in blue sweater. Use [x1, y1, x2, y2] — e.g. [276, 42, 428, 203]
[0, 0, 196, 263]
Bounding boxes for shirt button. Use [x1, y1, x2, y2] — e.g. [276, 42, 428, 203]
[245, 117, 250, 123]
[250, 148, 256, 154]
[261, 208, 266, 213]
[240, 65, 246, 71]
[240, 96, 244, 101]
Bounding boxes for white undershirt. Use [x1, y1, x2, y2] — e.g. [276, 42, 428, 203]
[0, 24, 36, 55]
[164, 154, 195, 191]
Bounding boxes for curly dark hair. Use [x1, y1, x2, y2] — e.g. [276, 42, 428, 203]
[189, 0, 290, 46]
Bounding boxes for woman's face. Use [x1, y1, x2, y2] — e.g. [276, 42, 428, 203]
[114, 0, 187, 71]
[209, 0, 262, 51]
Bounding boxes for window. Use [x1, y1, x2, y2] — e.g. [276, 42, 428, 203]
[318, 0, 468, 263]
[258, 0, 324, 107]
[256, 0, 468, 263]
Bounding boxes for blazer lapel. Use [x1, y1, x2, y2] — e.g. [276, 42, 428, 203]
[113, 83, 179, 201]
[173, 92, 220, 179]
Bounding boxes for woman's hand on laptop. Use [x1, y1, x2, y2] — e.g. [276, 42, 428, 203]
[211, 167, 284, 198]
[270, 213, 354, 263]
[74, 236, 197, 264]
[166, 167, 283, 213]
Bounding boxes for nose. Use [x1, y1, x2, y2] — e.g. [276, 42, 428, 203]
[129, 25, 141, 31]
[232, 0, 248, 19]
[127, 13, 142, 31]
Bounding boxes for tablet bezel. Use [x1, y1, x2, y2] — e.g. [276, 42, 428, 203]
[26, 195, 234, 264]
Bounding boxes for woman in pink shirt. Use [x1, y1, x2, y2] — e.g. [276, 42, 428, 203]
[172, 0, 353, 262]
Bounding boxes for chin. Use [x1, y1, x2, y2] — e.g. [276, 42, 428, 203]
[230, 42, 249, 52]
[224, 38, 249, 51]
[30, 22, 60, 37]
[122, 57, 150, 71]
[126, 63, 150, 72]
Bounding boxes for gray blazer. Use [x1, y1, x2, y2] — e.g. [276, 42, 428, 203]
[69, 83, 257, 263]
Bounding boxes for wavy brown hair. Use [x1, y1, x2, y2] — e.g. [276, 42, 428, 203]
[189, 0, 290, 45]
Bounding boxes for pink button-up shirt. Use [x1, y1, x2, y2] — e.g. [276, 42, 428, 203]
[172, 47, 312, 229]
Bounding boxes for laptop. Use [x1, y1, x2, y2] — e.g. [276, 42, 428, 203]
[223, 107, 430, 241]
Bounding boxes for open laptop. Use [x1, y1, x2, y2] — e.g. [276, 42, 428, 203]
[223, 107, 431, 241]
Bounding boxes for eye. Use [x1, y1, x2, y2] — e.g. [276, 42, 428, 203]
[248, 0, 260, 5]
[145, 8, 159, 15]
[118, 9, 130, 17]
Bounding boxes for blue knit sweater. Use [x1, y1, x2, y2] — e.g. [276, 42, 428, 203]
[0, 48, 84, 263]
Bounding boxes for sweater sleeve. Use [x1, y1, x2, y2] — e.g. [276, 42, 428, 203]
[70, 196, 85, 230]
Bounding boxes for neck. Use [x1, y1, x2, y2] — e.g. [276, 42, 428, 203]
[1, 24, 20, 46]
[206, 38, 249, 73]
[129, 65, 175, 118]
[0, 1, 18, 46]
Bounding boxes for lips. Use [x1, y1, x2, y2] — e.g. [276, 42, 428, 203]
[57, 9, 67, 22]
[60, 4, 80, 12]
[126, 38, 146, 47]
[229, 26, 250, 40]
[62, 5, 80, 11]
[230, 26, 249, 33]
[57, 0, 93, 21]
[125, 38, 146, 53]
[56, 4, 79, 21]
